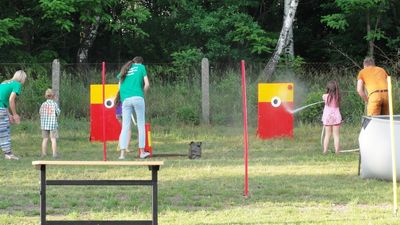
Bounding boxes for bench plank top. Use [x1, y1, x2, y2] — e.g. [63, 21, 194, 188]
[32, 160, 164, 169]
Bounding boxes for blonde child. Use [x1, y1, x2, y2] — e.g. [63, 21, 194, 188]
[322, 80, 342, 154]
[39, 89, 61, 158]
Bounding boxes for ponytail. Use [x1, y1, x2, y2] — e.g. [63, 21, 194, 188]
[335, 81, 341, 107]
[114, 91, 120, 106]
[120, 60, 134, 82]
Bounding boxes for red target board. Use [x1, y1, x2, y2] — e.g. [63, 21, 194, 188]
[257, 83, 294, 139]
[90, 84, 121, 141]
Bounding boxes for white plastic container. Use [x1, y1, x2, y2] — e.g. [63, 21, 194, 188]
[359, 115, 400, 180]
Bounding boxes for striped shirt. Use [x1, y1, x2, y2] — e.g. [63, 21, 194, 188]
[39, 99, 60, 130]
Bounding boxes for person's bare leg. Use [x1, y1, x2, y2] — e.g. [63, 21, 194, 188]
[323, 126, 332, 154]
[51, 137, 57, 157]
[333, 125, 340, 154]
[41, 138, 48, 157]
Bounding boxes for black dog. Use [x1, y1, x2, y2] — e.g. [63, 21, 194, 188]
[188, 142, 202, 159]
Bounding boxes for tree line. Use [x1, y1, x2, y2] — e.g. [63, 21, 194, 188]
[0, 0, 399, 71]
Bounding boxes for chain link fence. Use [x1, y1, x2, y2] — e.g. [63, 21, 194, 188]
[0, 61, 396, 126]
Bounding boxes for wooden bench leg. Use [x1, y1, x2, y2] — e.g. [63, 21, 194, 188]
[151, 166, 159, 225]
[40, 165, 46, 225]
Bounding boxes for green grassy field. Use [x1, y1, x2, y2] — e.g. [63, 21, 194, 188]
[0, 119, 398, 225]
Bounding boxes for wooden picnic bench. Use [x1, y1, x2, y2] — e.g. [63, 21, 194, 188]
[32, 160, 164, 225]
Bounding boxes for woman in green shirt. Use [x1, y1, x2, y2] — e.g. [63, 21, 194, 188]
[0, 70, 27, 160]
[118, 57, 150, 159]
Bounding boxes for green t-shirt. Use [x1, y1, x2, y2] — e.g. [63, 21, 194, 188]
[0, 80, 21, 108]
[117, 63, 147, 102]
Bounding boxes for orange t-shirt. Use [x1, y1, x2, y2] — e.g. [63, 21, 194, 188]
[357, 66, 388, 94]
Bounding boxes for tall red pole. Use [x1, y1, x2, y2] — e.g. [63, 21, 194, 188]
[241, 60, 249, 197]
[102, 62, 107, 161]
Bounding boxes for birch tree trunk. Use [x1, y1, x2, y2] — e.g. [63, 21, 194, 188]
[264, 0, 299, 81]
[284, 0, 294, 59]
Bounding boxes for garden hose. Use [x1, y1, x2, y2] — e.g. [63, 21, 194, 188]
[320, 125, 359, 153]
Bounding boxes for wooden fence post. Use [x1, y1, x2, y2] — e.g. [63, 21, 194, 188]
[201, 58, 210, 124]
[52, 59, 60, 104]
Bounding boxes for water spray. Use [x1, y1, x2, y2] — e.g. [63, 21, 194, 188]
[286, 101, 324, 114]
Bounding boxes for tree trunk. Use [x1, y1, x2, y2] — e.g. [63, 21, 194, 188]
[263, 0, 299, 81]
[76, 16, 100, 84]
[366, 10, 374, 57]
[284, 0, 294, 59]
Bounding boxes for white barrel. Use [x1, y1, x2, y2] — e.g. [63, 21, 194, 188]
[359, 115, 400, 180]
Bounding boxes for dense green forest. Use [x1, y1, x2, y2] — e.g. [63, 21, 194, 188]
[0, 0, 399, 67]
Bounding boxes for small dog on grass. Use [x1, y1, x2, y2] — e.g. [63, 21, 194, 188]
[188, 142, 202, 159]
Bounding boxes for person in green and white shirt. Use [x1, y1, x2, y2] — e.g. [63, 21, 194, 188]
[0, 70, 27, 160]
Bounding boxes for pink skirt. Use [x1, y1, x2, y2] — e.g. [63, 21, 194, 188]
[322, 107, 342, 126]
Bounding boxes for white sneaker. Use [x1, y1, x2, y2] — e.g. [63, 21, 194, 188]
[5, 154, 19, 160]
[140, 151, 150, 159]
[118, 150, 125, 160]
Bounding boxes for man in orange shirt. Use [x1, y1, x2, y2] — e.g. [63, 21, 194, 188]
[357, 57, 389, 116]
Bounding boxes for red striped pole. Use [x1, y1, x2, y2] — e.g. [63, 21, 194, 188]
[102, 62, 107, 161]
[241, 60, 249, 197]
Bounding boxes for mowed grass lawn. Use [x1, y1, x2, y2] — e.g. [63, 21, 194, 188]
[0, 119, 398, 225]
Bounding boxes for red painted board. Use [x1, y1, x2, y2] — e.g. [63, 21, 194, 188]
[257, 102, 294, 139]
[90, 104, 121, 141]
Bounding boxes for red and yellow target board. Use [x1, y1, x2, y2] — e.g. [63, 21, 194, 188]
[90, 84, 121, 141]
[257, 83, 294, 139]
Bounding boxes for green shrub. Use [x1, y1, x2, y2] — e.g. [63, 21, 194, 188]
[210, 70, 242, 125]
[146, 80, 201, 125]
[297, 90, 324, 123]
[176, 105, 200, 125]
[59, 74, 88, 118]
[19, 74, 51, 118]
[340, 91, 364, 123]
[19, 73, 89, 119]
[171, 48, 203, 82]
